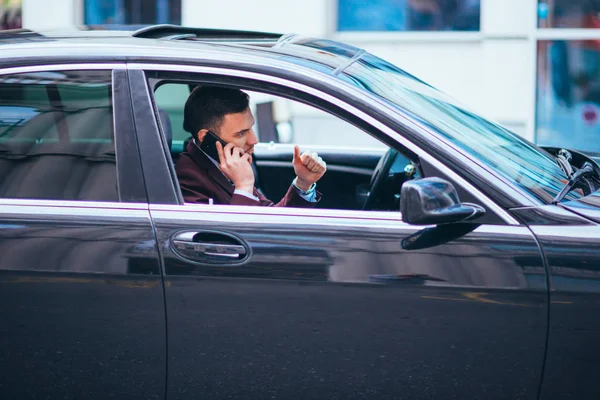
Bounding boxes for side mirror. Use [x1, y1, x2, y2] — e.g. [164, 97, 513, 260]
[400, 177, 485, 225]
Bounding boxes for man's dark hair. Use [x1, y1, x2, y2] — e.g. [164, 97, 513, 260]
[183, 86, 250, 140]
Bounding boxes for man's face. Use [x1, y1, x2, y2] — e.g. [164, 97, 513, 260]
[214, 108, 258, 157]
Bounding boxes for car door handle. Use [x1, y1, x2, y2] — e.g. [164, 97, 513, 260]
[173, 240, 246, 258]
[171, 231, 248, 261]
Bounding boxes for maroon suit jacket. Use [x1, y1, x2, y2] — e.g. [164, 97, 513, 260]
[175, 140, 320, 207]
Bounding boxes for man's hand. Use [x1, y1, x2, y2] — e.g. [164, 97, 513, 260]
[216, 142, 255, 193]
[292, 145, 326, 191]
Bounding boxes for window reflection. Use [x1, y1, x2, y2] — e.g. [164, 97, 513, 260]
[0, 71, 118, 202]
[338, 0, 481, 32]
[343, 54, 579, 204]
[538, 0, 600, 29]
[537, 40, 600, 153]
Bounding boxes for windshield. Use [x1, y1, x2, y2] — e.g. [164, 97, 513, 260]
[342, 53, 582, 204]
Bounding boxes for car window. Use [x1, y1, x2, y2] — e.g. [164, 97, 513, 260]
[151, 80, 419, 211]
[247, 91, 385, 149]
[0, 70, 118, 202]
[154, 82, 190, 152]
[153, 82, 385, 150]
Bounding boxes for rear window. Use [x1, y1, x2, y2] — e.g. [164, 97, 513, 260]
[0, 70, 118, 202]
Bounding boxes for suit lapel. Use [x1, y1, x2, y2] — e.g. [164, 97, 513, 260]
[186, 140, 234, 196]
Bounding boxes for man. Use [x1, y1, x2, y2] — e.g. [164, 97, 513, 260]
[175, 85, 326, 206]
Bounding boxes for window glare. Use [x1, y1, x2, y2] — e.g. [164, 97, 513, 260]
[344, 54, 580, 204]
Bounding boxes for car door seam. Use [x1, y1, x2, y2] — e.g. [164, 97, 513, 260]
[526, 226, 552, 400]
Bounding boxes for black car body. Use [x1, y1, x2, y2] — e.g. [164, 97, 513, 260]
[1, 25, 600, 400]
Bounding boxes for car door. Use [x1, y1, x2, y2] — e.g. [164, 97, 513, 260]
[0, 66, 166, 399]
[517, 205, 600, 400]
[132, 65, 548, 400]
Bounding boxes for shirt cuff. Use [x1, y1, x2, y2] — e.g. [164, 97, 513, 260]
[233, 189, 259, 201]
[292, 177, 317, 202]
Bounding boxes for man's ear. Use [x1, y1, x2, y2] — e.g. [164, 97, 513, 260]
[196, 129, 209, 143]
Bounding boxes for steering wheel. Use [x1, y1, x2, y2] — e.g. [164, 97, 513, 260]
[362, 148, 398, 210]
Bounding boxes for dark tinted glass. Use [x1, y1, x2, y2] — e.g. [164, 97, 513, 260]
[537, 40, 600, 153]
[338, 0, 481, 32]
[0, 70, 118, 202]
[538, 0, 600, 28]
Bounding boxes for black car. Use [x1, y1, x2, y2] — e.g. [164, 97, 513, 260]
[1, 25, 600, 400]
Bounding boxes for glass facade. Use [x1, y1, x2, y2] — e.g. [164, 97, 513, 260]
[537, 2, 600, 153]
[338, 0, 480, 32]
[84, 0, 181, 27]
[538, 0, 600, 29]
[537, 40, 600, 153]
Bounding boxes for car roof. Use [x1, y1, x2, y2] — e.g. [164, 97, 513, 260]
[0, 25, 364, 73]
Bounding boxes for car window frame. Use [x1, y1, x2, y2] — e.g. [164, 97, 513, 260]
[0, 63, 148, 205]
[150, 80, 388, 151]
[130, 62, 518, 225]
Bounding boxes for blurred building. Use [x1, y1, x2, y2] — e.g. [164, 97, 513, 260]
[11, 0, 600, 153]
[0, 0, 22, 30]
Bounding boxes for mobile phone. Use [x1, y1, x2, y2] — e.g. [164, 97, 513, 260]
[200, 130, 228, 161]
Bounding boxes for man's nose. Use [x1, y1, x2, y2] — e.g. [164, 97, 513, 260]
[248, 129, 259, 145]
